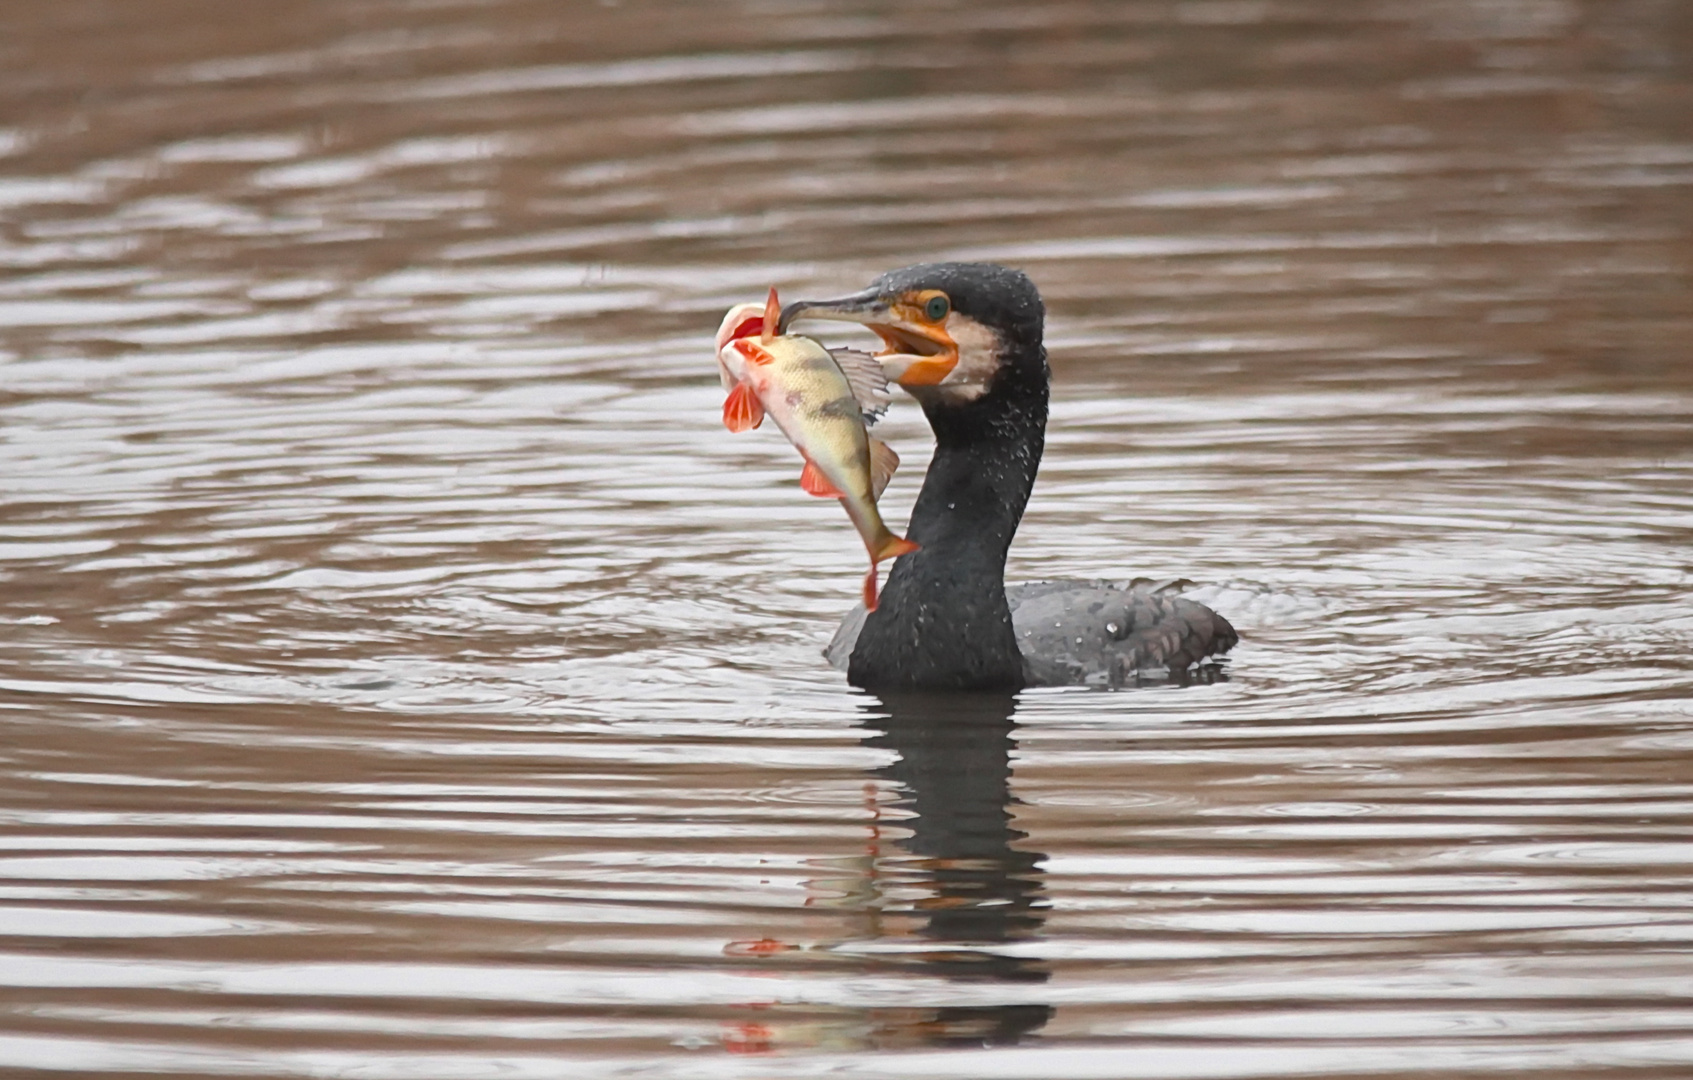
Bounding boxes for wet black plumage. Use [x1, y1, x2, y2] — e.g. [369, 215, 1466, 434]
[815, 263, 1238, 691]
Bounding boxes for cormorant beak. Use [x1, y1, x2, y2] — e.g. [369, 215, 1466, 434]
[778, 289, 960, 387]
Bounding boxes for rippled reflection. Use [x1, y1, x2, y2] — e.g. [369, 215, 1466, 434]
[859, 693, 1051, 1046]
[721, 693, 1051, 1054]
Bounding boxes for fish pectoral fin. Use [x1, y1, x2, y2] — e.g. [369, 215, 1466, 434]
[799, 460, 844, 498]
[723, 382, 765, 432]
[830, 348, 892, 422]
[867, 437, 900, 500]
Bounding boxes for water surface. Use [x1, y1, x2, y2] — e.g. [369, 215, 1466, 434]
[2, 1, 1692, 1076]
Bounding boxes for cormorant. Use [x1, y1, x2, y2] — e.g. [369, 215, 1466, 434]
[779, 262, 1237, 691]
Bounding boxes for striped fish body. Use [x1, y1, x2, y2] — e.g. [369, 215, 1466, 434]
[718, 324, 916, 609]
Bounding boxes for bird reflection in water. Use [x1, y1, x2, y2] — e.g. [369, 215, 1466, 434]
[723, 692, 1050, 1053]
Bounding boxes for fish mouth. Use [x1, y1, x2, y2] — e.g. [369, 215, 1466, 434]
[715, 301, 767, 351]
[778, 288, 959, 386]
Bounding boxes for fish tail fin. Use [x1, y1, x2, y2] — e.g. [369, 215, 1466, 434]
[874, 534, 920, 562]
[862, 533, 919, 612]
[867, 437, 900, 499]
[761, 287, 779, 344]
[722, 382, 765, 432]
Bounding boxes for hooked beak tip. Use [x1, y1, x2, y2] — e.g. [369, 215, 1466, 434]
[777, 289, 885, 334]
[779, 290, 960, 388]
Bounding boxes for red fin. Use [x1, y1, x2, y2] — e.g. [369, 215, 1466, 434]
[761, 286, 779, 343]
[723, 382, 764, 432]
[862, 535, 917, 612]
[734, 339, 774, 366]
[799, 460, 843, 498]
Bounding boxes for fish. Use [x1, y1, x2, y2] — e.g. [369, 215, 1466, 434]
[714, 301, 889, 423]
[715, 289, 918, 611]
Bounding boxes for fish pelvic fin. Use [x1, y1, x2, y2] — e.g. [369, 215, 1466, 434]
[761, 286, 779, 344]
[867, 437, 899, 500]
[723, 382, 765, 433]
[799, 460, 844, 498]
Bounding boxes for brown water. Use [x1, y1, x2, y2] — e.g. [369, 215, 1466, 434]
[3, 1, 1693, 1077]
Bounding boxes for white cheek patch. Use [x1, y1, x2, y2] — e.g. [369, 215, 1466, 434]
[929, 315, 999, 403]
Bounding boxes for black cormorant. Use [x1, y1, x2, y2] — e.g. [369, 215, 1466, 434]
[780, 262, 1237, 692]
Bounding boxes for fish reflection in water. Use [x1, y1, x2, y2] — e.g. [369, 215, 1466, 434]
[725, 693, 1051, 1052]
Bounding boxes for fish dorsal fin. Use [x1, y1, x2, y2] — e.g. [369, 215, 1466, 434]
[868, 436, 899, 499]
[830, 348, 891, 422]
[761, 287, 779, 344]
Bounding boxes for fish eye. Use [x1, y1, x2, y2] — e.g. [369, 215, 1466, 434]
[924, 294, 950, 321]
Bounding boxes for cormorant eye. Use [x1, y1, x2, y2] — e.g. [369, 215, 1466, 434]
[924, 294, 950, 321]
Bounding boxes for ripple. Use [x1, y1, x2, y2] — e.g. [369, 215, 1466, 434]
[0, 0, 1690, 1076]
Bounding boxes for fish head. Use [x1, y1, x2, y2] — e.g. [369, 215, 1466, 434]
[714, 301, 769, 388]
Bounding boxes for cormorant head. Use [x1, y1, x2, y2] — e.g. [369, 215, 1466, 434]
[779, 262, 1046, 409]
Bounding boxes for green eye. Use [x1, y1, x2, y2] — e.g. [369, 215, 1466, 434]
[924, 295, 950, 321]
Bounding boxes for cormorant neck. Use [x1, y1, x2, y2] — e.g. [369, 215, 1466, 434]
[908, 388, 1046, 577]
[846, 361, 1048, 690]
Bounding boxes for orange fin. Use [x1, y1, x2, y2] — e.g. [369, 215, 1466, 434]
[761, 286, 779, 344]
[799, 460, 843, 498]
[868, 437, 899, 499]
[734, 338, 774, 366]
[863, 534, 918, 612]
[874, 534, 920, 562]
[723, 382, 764, 432]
